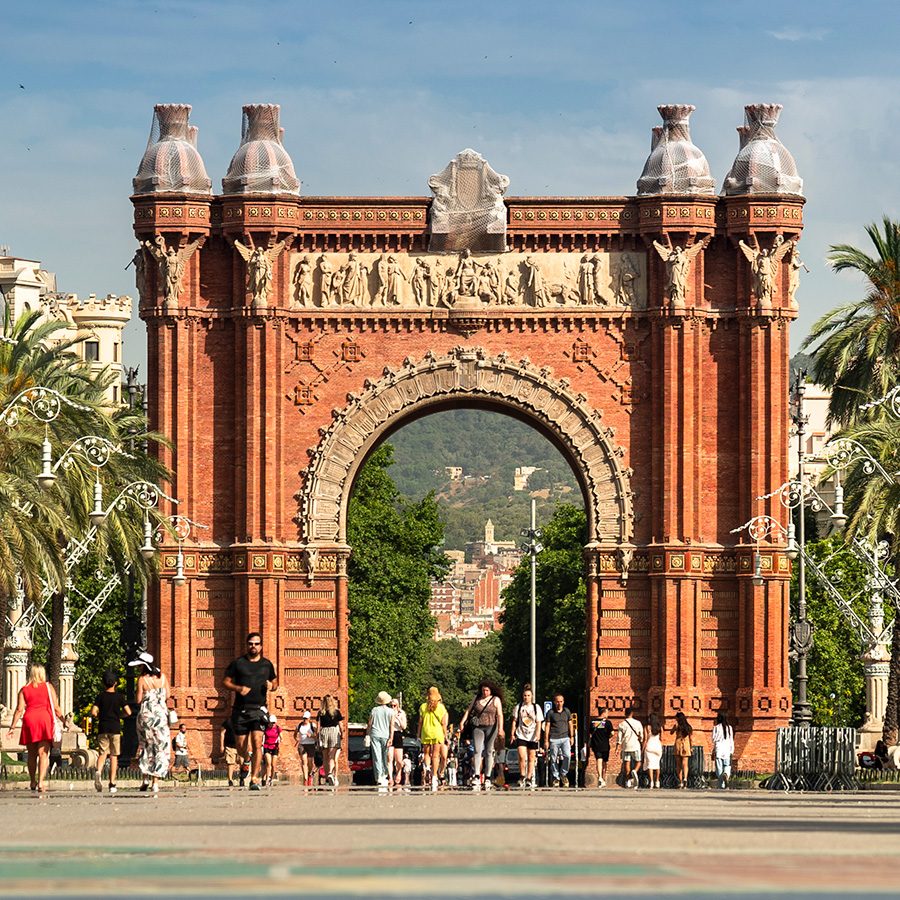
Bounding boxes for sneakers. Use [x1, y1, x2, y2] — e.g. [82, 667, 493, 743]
[151, 784, 159, 794]
[249, 782, 261, 791]
[228, 779, 234, 787]
[431, 775, 438, 792]
[139, 781, 149, 793]
[108, 784, 117, 795]
[550, 778, 560, 788]
[625, 777, 634, 788]
[94, 770, 102, 793]
[598, 778, 607, 788]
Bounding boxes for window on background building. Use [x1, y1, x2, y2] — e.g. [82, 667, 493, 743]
[85, 341, 100, 362]
[112, 385, 118, 404]
[113, 342, 119, 363]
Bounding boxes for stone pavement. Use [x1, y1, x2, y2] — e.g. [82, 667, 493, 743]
[0, 783, 898, 898]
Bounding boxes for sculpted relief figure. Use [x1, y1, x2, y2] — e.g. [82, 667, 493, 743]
[504, 268, 522, 305]
[578, 255, 595, 305]
[454, 249, 479, 298]
[612, 253, 640, 307]
[293, 255, 314, 307]
[234, 239, 287, 309]
[375, 254, 407, 306]
[785, 239, 807, 307]
[524, 255, 550, 307]
[340, 252, 369, 305]
[652, 236, 711, 307]
[144, 235, 201, 311]
[477, 258, 501, 304]
[318, 255, 336, 307]
[738, 235, 793, 307]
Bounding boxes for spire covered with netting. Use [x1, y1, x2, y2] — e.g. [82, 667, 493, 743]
[133, 104, 212, 195]
[722, 104, 803, 196]
[222, 104, 300, 196]
[636, 105, 715, 196]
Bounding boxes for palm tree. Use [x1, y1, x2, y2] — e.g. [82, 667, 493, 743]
[802, 216, 900, 426]
[803, 217, 900, 743]
[0, 309, 170, 693]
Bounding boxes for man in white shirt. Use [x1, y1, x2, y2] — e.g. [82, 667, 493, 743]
[616, 707, 643, 788]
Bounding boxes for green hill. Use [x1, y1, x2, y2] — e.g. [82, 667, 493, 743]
[386, 409, 582, 550]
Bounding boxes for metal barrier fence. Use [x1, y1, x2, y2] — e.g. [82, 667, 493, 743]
[766, 726, 859, 792]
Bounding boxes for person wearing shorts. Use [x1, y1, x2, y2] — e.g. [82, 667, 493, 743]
[261, 714, 282, 786]
[317, 694, 344, 786]
[222, 718, 238, 786]
[294, 710, 317, 786]
[223, 632, 277, 791]
[510, 684, 543, 789]
[91, 668, 131, 795]
[417, 686, 449, 790]
[617, 707, 643, 789]
[589, 709, 613, 787]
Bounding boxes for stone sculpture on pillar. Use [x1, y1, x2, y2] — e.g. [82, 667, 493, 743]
[144, 235, 202, 312]
[234, 239, 288, 310]
[428, 149, 509, 253]
[652, 236, 711, 308]
[738, 235, 794, 308]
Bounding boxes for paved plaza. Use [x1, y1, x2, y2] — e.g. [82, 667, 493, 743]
[0, 783, 898, 898]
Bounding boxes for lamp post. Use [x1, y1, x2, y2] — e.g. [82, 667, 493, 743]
[791, 374, 813, 727]
[521, 499, 543, 700]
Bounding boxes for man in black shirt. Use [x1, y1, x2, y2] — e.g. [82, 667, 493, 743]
[223, 632, 277, 791]
[543, 693, 574, 787]
[91, 669, 131, 795]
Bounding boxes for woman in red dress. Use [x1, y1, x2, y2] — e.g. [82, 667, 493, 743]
[5, 664, 64, 792]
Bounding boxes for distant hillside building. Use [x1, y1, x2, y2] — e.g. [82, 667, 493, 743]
[513, 466, 539, 491]
[0, 253, 132, 405]
[444, 466, 463, 482]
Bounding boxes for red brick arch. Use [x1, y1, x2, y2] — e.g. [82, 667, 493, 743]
[299, 345, 634, 548]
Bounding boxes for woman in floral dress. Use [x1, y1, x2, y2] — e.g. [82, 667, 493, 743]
[129, 652, 171, 792]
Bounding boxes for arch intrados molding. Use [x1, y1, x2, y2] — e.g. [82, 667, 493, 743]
[298, 346, 634, 546]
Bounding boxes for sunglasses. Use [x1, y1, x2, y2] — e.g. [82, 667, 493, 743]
[247, 641, 261, 646]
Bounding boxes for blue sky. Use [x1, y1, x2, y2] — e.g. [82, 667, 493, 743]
[2, 0, 898, 368]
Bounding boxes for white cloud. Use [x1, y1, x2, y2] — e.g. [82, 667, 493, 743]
[768, 27, 830, 42]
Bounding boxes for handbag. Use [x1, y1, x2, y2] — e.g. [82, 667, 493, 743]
[46, 682, 63, 743]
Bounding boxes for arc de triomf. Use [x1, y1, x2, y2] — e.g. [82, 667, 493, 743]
[132, 102, 804, 766]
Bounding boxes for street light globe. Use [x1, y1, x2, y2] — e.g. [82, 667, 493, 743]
[172, 571, 186, 588]
[830, 511, 848, 530]
[140, 544, 156, 561]
[36, 471, 57, 490]
[89, 509, 107, 528]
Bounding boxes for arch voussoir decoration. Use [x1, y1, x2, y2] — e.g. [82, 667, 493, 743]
[298, 346, 634, 546]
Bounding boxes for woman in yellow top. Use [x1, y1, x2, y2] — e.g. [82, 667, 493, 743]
[417, 686, 449, 791]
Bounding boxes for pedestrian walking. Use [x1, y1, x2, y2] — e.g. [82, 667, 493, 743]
[711, 711, 734, 789]
[588, 708, 613, 787]
[129, 651, 171, 793]
[222, 631, 278, 792]
[616, 707, 643, 789]
[417, 686, 449, 790]
[221, 717, 238, 786]
[510, 684, 543, 789]
[670, 711, 694, 788]
[389, 697, 407, 787]
[173, 723, 190, 773]
[90, 668, 131, 795]
[294, 710, 317, 786]
[261, 714, 282, 786]
[643, 713, 663, 789]
[543, 693, 574, 787]
[459, 681, 504, 791]
[317, 694, 344, 786]
[366, 691, 394, 789]
[5, 664, 65, 793]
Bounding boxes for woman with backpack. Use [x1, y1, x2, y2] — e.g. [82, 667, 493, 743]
[669, 711, 693, 789]
[459, 680, 505, 791]
[509, 684, 543, 789]
[417, 686, 449, 790]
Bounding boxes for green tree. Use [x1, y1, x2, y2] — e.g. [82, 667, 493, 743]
[802, 217, 900, 742]
[418, 631, 512, 724]
[0, 309, 169, 692]
[498, 503, 586, 711]
[346, 443, 448, 721]
[798, 536, 869, 726]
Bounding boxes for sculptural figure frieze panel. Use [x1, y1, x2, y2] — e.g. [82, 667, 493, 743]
[287, 251, 646, 311]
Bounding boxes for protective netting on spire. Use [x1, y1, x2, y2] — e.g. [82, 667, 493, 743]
[133, 104, 212, 195]
[722, 104, 803, 196]
[428, 149, 509, 253]
[636, 105, 715, 196]
[222, 104, 300, 196]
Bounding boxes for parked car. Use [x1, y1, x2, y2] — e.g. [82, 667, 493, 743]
[502, 747, 521, 785]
